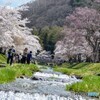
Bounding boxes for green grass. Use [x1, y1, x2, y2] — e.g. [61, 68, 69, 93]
[11, 64, 39, 77]
[54, 63, 100, 93]
[67, 76, 100, 93]
[0, 68, 16, 83]
[54, 63, 100, 77]
[0, 54, 6, 63]
[0, 64, 39, 84]
[0, 54, 39, 84]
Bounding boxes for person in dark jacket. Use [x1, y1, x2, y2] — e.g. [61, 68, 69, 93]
[27, 51, 32, 64]
[7, 46, 15, 65]
[22, 48, 28, 64]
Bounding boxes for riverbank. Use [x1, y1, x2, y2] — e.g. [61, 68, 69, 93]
[54, 63, 100, 95]
[0, 64, 93, 100]
[0, 54, 6, 63]
[0, 64, 39, 84]
[0, 54, 39, 83]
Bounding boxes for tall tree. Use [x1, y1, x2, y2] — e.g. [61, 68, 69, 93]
[55, 27, 92, 62]
[0, 6, 41, 54]
[66, 7, 100, 62]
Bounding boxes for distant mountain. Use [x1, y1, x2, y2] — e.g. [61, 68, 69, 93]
[20, 0, 98, 28]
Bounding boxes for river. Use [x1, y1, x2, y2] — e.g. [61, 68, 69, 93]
[0, 65, 96, 100]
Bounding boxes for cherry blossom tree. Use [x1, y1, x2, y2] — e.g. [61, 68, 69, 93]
[0, 6, 41, 54]
[65, 7, 100, 62]
[55, 27, 92, 62]
[94, 0, 100, 3]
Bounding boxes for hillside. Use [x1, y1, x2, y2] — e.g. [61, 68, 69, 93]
[20, 0, 99, 28]
[20, 0, 100, 57]
[20, 0, 71, 28]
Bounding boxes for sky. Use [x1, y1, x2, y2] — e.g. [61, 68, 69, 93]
[0, 0, 33, 8]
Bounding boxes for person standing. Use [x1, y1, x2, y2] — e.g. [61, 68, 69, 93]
[18, 53, 22, 63]
[7, 46, 15, 65]
[22, 48, 28, 64]
[27, 51, 32, 64]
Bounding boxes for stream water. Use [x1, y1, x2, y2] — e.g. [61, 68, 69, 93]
[0, 65, 96, 100]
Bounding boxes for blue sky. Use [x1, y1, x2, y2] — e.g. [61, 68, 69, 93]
[0, 0, 33, 8]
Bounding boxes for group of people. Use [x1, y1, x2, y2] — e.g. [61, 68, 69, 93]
[7, 46, 33, 65]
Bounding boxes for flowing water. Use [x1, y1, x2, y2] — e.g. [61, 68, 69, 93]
[0, 65, 95, 100]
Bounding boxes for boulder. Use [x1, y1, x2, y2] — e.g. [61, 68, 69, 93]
[31, 77, 38, 80]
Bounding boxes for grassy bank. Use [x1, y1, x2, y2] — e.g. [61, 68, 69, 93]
[0, 64, 39, 84]
[0, 54, 6, 63]
[0, 54, 39, 84]
[54, 63, 100, 93]
[67, 76, 100, 93]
